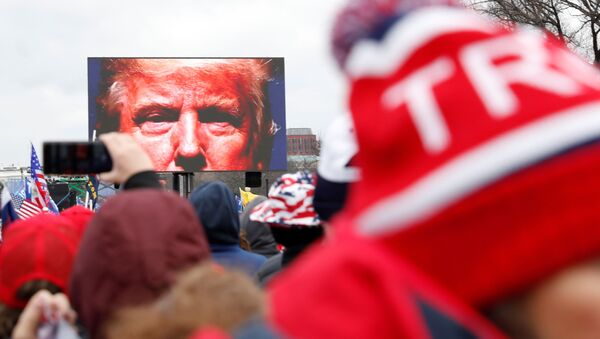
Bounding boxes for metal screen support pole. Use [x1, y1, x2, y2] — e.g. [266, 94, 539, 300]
[172, 172, 194, 198]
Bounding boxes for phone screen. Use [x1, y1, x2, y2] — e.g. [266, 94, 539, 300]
[43, 142, 112, 175]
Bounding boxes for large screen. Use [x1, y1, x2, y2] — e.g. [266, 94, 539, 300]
[88, 58, 287, 172]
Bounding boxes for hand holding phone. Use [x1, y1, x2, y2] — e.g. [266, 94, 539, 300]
[97, 133, 155, 184]
[43, 133, 155, 184]
[43, 142, 112, 175]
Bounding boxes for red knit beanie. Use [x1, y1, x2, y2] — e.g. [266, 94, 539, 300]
[337, 3, 600, 307]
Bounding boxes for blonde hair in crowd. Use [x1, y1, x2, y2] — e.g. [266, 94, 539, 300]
[105, 262, 265, 339]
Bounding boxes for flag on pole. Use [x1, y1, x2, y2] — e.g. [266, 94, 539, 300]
[9, 188, 25, 211]
[239, 187, 258, 207]
[235, 194, 244, 213]
[24, 177, 32, 200]
[1, 181, 19, 232]
[86, 175, 99, 210]
[30, 143, 59, 214]
[16, 199, 43, 220]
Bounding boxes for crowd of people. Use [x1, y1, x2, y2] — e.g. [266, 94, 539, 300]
[4, 0, 600, 338]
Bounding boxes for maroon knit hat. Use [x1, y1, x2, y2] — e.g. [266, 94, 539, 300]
[69, 189, 210, 339]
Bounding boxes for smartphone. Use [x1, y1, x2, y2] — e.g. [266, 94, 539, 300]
[43, 142, 113, 175]
[37, 318, 80, 339]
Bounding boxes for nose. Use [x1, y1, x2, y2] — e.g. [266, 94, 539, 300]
[177, 111, 202, 157]
[174, 110, 206, 170]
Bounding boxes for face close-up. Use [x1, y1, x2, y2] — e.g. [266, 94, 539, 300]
[112, 59, 266, 171]
[520, 260, 600, 339]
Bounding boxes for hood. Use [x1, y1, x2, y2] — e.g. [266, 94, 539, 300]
[70, 189, 210, 339]
[190, 181, 240, 245]
[241, 196, 279, 257]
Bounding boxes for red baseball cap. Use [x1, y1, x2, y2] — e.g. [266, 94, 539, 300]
[0, 214, 81, 308]
[60, 205, 94, 237]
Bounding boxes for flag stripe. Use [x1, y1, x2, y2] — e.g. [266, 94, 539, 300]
[16, 200, 43, 220]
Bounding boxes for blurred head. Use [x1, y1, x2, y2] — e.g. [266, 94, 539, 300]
[250, 171, 324, 256]
[189, 181, 241, 246]
[485, 259, 600, 339]
[70, 189, 210, 339]
[250, 171, 321, 228]
[96, 58, 276, 171]
[105, 263, 265, 339]
[240, 196, 279, 257]
[0, 214, 79, 337]
[0, 214, 81, 309]
[331, 0, 600, 337]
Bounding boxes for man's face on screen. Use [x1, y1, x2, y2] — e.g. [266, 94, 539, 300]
[116, 60, 258, 171]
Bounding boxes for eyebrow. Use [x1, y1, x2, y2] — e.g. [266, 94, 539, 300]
[199, 97, 242, 117]
[131, 98, 177, 115]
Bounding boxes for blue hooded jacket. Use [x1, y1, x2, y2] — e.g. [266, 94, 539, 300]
[190, 181, 266, 276]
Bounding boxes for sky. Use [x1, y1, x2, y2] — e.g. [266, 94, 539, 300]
[0, 0, 348, 167]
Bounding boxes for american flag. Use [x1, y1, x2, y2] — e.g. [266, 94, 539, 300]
[16, 199, 43, 220]
[10, 191, 25, 210]
[30, 144, 58, 214]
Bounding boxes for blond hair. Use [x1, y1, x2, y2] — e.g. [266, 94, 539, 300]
[105, 262, 265, 339]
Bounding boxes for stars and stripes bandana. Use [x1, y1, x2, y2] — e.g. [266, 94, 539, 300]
[249, 171, 320, 227]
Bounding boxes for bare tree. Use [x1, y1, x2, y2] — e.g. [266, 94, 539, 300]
[287, 156, 319, 172]
[467, 0, 600, 63]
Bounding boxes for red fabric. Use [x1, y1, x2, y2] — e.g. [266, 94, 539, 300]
[60, 205, 94, 237]
[188, 327, 231, 339]
[0, 214, 81, 308]
[347, 28, 600, 217]
[377, 140, 600, 307]
[69, 189, 211, 339]
[341, 7, 600, 307]
[269, 237, 506, 338]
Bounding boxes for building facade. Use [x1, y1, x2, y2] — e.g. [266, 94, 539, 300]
[287, 128, 319, 156]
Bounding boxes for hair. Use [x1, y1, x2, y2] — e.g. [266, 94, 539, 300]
[239, 228, 252, 251]
[483, 296, 538, 339]
[0, 280, 62, 338]
[104, 262, 265, 339]
[95, 58, 277, 170]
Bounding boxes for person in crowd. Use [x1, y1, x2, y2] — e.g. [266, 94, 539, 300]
[94, 58, 278, 172]
[104, 263, 268, 339]
[189, 181, 266, 276]
[240, 196, 279, 258]
[0, 213, 84, 338]
[250, 171, 324, 286]
[69, 189, 211, 339]
[61, 133, 210, 339]
[270, 0, 600, 337]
